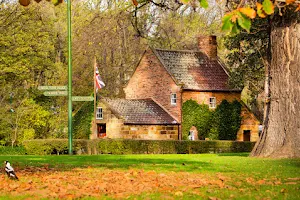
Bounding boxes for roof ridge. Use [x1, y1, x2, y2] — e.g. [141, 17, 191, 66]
[154, 48, 202, 53]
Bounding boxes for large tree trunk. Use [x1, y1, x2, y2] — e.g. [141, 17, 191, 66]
[251, 23, 300, 158]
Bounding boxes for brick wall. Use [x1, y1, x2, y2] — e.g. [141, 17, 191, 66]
[124, 49, 182, 122]
[182, 91, 241, 106]
[197, 35, 217, 60]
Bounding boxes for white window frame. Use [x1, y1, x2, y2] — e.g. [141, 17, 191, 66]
[96, 107, 103, 119]
[171, 93, 177, 105]
[209, 97, 216, 108]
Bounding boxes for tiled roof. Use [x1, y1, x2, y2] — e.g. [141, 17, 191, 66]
[153, 49, 237, 91]
[102, 98, 178, 125]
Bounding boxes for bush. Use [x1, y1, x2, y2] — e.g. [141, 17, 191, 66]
[23, 139, 255, 155]
[0, 146, 27, 155]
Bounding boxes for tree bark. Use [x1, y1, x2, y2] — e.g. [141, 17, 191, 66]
[251, 23, 300, 158]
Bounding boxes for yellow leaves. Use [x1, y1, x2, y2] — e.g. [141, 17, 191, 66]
[239, 7, 256, 19]
[180, 0, 190, 4]
[256, 3, 267, 18]
[230, 14, 239, 23]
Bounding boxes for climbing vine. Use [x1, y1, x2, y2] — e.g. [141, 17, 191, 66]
[182, 99, 242, 140]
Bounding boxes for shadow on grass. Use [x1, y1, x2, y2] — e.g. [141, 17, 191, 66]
[0, 154, 237, 173]
[217, 152, 249, 157]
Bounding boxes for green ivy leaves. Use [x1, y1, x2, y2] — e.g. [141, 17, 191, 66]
[199, 0, 209, 9]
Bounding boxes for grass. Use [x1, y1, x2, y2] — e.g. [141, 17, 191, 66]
[0, 153, 299, 199]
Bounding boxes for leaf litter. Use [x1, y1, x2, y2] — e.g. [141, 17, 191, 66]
[0, 167, 228, 199]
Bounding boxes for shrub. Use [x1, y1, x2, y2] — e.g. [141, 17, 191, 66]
[0, 146, 27, 155]
[23, 139, 255, 155]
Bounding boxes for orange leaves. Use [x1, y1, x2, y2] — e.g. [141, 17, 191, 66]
[239, 8, 257, 19]
[286, 0, 296, 5]
[19, 0, 30, 6]
[132, 0, 138, 7]
[1, 167, 218, 199]
[256, 3, 267, 18]
[296, 4, 300, 12]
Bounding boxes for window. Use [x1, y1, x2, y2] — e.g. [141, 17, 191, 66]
[171, 93, 177, 105]
[209, 97, 216, 108]
[96, 107, 103, 119]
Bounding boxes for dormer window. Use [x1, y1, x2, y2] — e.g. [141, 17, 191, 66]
[171, 93, 177, 105]
[209, 97, 216, 108]
[96, 107, 103, 119]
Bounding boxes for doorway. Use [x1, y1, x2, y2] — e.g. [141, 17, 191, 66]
[243, 130, 251, 141]
[97, 124, 106, 138]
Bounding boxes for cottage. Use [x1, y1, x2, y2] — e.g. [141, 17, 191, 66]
[92, 35, 260, 141]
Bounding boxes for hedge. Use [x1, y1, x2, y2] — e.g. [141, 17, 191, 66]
[22, 139, 255, 155]
[0, 146, 27, 155]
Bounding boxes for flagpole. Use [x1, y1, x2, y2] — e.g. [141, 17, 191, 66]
[93, 57, 97, 139]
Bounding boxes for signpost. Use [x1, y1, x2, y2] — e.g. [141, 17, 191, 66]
[72, 96, 94, 101]
[38, 86, 67, 91]
[44, 91, 68, 96]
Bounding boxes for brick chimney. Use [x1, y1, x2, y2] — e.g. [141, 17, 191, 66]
[197, 35, 217, 60]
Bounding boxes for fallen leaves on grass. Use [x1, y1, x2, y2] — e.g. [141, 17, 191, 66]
[0, 167, 228, 199]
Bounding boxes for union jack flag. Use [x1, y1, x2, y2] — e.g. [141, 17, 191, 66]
[95, 67, 105, 92]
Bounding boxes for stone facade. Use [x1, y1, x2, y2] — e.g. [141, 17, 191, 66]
[92, 102, 179, 140]
[237, 106, 261, 142]
[121, 125, 179, 140]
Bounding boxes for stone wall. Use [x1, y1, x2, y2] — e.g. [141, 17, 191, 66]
[237, 106, 260, 142]
[94, 102, 179, 140]
[121, 125, 179, 140]
[124, 49, 182, 122]
[93, 102, 124, 139]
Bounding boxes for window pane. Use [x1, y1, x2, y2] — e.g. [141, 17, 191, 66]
[171, 93, 177, 105]
[96, 107, 103, 119]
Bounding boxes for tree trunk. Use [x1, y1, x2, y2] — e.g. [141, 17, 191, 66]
[251, 23, 300, 158]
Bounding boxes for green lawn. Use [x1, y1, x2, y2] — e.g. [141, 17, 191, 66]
[0, 153, 299, 199]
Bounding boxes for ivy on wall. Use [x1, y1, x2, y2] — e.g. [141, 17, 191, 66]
[182, 100, 212, 140]
[182, 99, 242, 140]
[73, 101, 94, 139]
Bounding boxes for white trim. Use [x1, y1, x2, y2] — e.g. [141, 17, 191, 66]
[96, 107, 103, 119]
[209, 97, 216, 108]
[171, 93, 177, 105]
